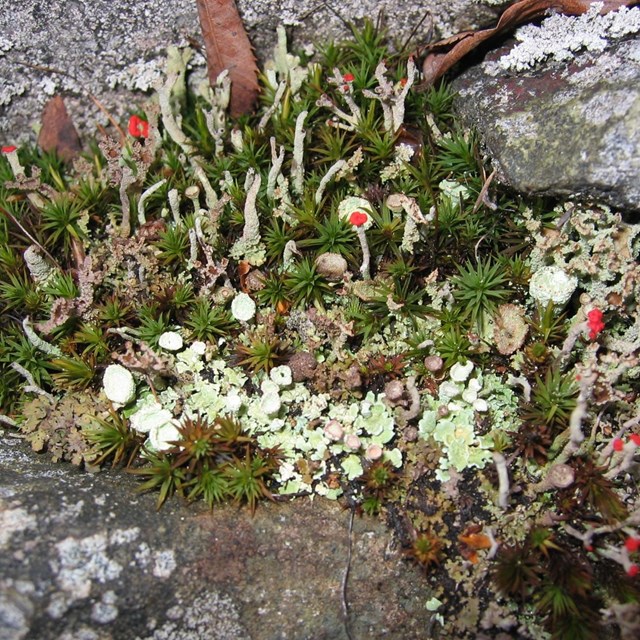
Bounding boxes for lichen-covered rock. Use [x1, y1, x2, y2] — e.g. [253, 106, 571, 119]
[287, 351, 317, 382]
[453, 30, 640, 212]
[0, 1, 500, 143]
[0, 436, 435, 639]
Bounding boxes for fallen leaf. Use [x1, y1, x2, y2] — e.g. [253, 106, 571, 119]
[458, 531, 494, 564]
[196, 0, 260, 117]
[420, 0, 640, 85]
[238, 260, 251, 292]
[458, 532, 493, 549]
[38, 95, 82, 162]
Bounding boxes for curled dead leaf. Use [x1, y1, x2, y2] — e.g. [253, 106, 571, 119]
[38, 95, 82, 162]
[196, 0, 259, 116]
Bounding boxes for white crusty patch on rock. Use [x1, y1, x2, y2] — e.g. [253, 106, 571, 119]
[0, 501, 37, 548]
[53, 534, 123, 600]
[152, 549, 177, 578]
[498, 4, 640, 72]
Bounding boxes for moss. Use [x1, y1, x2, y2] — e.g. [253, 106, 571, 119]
[0, 19, 638, 640]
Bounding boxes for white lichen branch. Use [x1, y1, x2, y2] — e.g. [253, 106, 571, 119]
[492, 451, 510, 509]
[291, 110, 308, 195]
[22, 317, 62, 357]
[555, 367, 597, 463]
[315, 159, 346, 204]
[362, 57, 417, 132]
[242, 171, 262, 244]
[258, 81, 287, 132]
[10, 362, 55, 400]
[599, 414, 640, 464]
[267, 137, 286, 199]
[355, 226, 371, 280]
[168, 189, 181, 225]
[137, 179, 167, 224]
[605, 437, 640, 480]
[157, 71, 196, 156]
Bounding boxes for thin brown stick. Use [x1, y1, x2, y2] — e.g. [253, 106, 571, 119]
[472, 169, 497, 214]
[0, 206, 62, 270]
[341, 507, 355, 640]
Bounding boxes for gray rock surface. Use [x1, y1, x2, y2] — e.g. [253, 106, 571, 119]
[452, 36, 640, 212]
[0, 0, 500, 144]
[0, 436, 434, 640]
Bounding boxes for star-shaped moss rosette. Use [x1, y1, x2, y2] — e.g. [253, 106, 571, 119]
[337, 196, 374, 279]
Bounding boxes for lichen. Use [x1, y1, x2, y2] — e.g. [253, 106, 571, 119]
[497, 3, 640, 73]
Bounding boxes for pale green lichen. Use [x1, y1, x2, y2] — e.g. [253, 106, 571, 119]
[263, 25, 312, 97]
[129, 398, 179, 452]
[230, 292, 257, 322]
[417, 363, 512, 482]
[529, 265, 578, 308]
[528, 202, 640, 309]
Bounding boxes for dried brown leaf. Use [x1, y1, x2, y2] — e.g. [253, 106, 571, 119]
[421, 0, 640, 85]
[38, 95, 82, 162]
[196, 0, 259, 117]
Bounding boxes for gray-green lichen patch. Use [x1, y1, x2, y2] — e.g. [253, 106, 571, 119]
[0, 502, 37, 548]
[495, 3, 640, 73]
[139, 590, 249, 640]
[0, 437, 434, 639]
[0, 0, 499, 143]
[453, 35, 640, 211]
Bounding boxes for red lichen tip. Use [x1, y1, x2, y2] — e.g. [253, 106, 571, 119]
[342, 73, 355, 83]
[630, 434, 640, 447]
[625, 536, 640, 553]
[613, 437, 624, 452]
[349, 211, 369, 227]
[587, 308, 605, 340]
[627, 563, 639, 578]
[128, 114, 149, 138]
[1, 145, 17, 153]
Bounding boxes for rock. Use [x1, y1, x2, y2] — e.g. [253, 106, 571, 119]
[452, 36, 640, 212]
[0, 1, 500, 143]
[287, 351, 317, 383]
[315, 252, 349, 281]
[0, 436, 434, 639]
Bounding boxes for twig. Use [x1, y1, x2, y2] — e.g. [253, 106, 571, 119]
[472, 169, 497, 214]
[341, 507, 355, 640]
[0, 207, 61, 270]
[398, 13, 434, 57]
